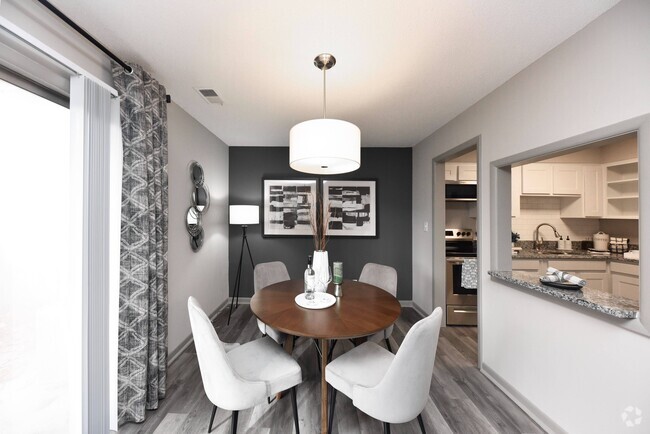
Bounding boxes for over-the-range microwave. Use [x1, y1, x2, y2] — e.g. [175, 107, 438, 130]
[445, 181, 477, 202]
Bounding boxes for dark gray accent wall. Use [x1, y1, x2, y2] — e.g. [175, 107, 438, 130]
[228, 147, 412, 300]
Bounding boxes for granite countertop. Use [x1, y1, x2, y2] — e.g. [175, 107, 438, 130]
[488, 270, 639, 319]
[513, 249, 639, 265]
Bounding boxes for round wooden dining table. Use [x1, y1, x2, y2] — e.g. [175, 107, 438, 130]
[250, 279, 401, 434]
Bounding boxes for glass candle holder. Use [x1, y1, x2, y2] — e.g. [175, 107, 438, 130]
[333, 262, 343, 285]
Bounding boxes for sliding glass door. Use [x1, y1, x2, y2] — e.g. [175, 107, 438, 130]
[0, 78, 81, 432]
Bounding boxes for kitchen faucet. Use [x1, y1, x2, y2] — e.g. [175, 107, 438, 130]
[534, 223, 561, 251]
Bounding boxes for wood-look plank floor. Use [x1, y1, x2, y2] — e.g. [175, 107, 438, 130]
[119, 306, 544, 434]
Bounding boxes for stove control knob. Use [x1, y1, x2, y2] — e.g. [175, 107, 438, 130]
[456, 232, 461, 236]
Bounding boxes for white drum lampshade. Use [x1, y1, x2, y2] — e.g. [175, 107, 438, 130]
[290, 118, 360, 175]
[229, 205, 259, 225]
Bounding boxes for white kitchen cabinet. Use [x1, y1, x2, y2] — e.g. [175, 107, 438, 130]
[576, 273, 610, 292]
[522, 164, 552, 195]
[511, 257, 639, 299]
[552, 164, 582, 195]
[445, 163, 457, 181]
[457, 163, 477, 181]
[558, 164, 603, 218]
[610, 262, 639, 301]
[446, 162, 477, 182]
[515, 160, 638, 218]
[513, 258, 610, 292]
[512, 259, 541, 273]
[548, 259, 609, 292]
[611, 274, 639, 301]
[583, 165, 603, 217]
[520, 163, 587, 196]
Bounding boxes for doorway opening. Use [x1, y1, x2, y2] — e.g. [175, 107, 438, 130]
[443, 147, 478, 327]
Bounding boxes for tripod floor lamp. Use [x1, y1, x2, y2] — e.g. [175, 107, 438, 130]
[228, 205, 259, 325]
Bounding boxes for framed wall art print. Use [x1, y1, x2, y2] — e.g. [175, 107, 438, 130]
[262, 179, 317, 236]
[322, 179, 376, 237]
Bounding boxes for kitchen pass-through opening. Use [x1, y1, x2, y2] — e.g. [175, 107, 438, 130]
[510, 132, 640, 305]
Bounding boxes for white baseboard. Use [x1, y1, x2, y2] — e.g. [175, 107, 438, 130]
[230, 297, 251, 304]
[168, 299, 227, 366]
[481, 363, 565, 434]
[404, 301, 428, 317]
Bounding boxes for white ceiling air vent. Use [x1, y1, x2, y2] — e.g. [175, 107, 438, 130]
[195, 88, 224, 105]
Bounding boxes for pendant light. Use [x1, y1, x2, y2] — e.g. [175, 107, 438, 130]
[290, 53, 360, 174]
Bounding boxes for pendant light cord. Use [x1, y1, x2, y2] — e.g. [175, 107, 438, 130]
[323, 66, 327, 119]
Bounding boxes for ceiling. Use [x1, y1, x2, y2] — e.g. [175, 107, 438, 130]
[56, 0, 618, 147]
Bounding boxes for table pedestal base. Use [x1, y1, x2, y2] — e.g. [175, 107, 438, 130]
[320, 338, 329, 434]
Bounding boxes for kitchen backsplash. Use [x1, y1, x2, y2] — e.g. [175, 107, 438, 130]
[512, 196, 639, 243]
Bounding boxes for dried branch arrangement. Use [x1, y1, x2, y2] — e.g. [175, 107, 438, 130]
[309, 192, 331, 251]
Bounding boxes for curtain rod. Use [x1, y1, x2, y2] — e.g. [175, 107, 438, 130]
[36, 0, 171, 103]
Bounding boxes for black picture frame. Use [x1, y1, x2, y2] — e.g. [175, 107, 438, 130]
[262, 178, 318, 237]
[322, 179, 377, 237]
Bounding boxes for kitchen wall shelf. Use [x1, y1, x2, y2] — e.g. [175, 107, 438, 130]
[607, 178, 638, 185]
[604, 159, 638, 219]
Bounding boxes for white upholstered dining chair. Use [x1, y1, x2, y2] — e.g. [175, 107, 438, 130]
[325, 307, 443, 434]
[188, 296, 302, 434]
[254, 261, 290, 344]
[359, 263, 398, 352]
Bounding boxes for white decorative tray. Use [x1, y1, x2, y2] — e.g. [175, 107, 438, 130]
[294, 292, 336, 310]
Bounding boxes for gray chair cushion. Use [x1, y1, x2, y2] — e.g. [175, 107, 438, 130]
[326, 341, 394, 398]
[188, 297, 302, 411]
[254, 261, 290, 292]
[359, 263, 398, 343]
[254, 262, 290, 344]
[227, 337, 302, 397]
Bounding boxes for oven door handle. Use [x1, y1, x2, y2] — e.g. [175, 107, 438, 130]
[452, 308, 477, 314]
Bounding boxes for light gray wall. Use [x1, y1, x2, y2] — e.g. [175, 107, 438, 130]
[167, 103, 229, 354]
[412, 1, 650, 433]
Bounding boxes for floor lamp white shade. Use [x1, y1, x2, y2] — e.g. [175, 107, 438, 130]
[229, 205, 259, 225]
[289, 118, 360, 175]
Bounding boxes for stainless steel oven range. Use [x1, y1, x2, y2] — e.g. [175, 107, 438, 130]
[445, 228, 477, 326]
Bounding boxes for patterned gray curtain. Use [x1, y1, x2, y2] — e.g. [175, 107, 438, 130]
[112, 62, 169, 425]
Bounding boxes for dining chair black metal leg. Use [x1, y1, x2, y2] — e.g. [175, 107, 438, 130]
[385, 338, 393, 353]
[313, 339, 322, 373]
[417, 413, 426, 433]
[291, 386, 300, 434]
[328, 386, 337, 434]
[231, 410, 239, 434]
[383, 421, 391, 434]
[208, 405, 217, 433]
